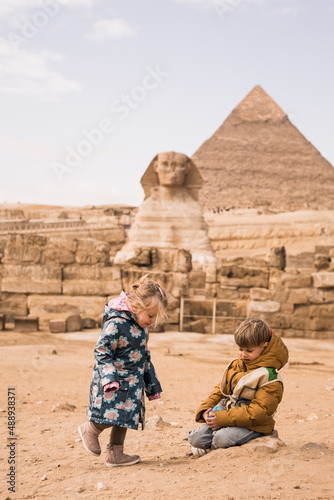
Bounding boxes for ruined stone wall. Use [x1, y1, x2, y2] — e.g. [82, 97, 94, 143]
[0, 207, 334, 339]
[216, 246, 334, 339]
[0, 233, 124, 326]
[117, 244, 334, 340]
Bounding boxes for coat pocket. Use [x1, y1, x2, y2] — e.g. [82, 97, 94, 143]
[114, 381, 130, 410]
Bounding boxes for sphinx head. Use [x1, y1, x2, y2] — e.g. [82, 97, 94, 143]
[154, 152, 190, 187]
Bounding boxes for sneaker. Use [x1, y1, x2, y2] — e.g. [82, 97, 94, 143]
[191, 446, 209, 457]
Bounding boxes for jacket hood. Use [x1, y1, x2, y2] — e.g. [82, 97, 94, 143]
[103, 302, 138, 326]
[241, 331, 289, 371]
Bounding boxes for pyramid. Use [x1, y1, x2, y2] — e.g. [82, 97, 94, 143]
[192, 85, 334, 212]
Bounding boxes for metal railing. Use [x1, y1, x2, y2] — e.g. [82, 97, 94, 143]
[179, 296, 246, 334]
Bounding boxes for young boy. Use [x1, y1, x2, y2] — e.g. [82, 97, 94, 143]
[188, 318, 289, 456]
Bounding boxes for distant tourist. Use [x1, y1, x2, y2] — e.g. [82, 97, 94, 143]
[188, 318, 289, 456]
[78, 274, 169, 467]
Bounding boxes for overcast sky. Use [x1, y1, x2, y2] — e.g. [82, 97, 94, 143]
[0, 0, 333, 207]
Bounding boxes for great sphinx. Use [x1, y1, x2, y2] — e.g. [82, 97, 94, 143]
[115, 151, 216, 268]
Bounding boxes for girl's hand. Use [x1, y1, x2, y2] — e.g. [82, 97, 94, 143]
[104, 382, 119, 393]
[207, 413, 219, 431]
[202, 408, 213, 424]
[148, 393, 161, 401]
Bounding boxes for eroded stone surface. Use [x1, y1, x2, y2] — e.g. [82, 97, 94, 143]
[115, 152, 216, 269]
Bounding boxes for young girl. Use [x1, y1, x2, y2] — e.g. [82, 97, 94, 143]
[78, 274, 168, 467]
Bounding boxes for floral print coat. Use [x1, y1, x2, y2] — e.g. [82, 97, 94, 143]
[87, 295, 162, 430]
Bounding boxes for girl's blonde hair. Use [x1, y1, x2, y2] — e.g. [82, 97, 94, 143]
[128, 274, 168, 326]
[234, 318, 271, 348]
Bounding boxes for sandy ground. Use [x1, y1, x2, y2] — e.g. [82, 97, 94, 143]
[0, 329, 334, 500]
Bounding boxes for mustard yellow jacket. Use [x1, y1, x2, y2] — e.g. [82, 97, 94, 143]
[195, 332, 289, 435]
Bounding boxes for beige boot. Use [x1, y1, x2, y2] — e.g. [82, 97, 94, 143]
[106, 444, 141, 467]
[78, 421, 102, 456]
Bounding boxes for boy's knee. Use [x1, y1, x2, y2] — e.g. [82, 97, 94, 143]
[188, 431, 201, 448]
[188, 425, 212, 450]
[212, 427, 261, 449]
[212, 429, 236, 449]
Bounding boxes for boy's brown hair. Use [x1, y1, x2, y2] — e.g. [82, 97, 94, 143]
[234, 318, 271, 348]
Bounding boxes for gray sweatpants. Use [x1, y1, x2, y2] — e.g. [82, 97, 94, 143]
[188, 422, 262, 450]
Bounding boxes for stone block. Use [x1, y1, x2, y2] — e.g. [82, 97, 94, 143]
[268, 269, 284, 287]
[309, 304, 334, 331]
[314, 255, 330, 272]
[217, 286, 239, 300]
[63, 279, 122, 296]
[269, 285, 290, 303]
[189, 271, 206, 289]
[27, 295, 106, 327]
[286, 252, 314, 270]
[152, 248, 192, 273]
[252, 312, 291, 330]
[315, 245, 333, 256]
[3, 234, 46, 264]
[250, 288, 270, 301]
[66, 314, 83, 332]
[244, 255, 270, 269]
[249, 300, 280, 313]
[49, 319, 67, 333]
[220, 265, 246, 279]
[204, 265, 217, 284]
[281, 303, 294, 314]
[283, 329, 334, 340]
[291, 306, 311, 330]
[75, 239, 110, 265]
[83, 317, 97, 329]
[173, 249, 192, 273]
[127, 247, 152, 266]
[312, 272, 334, 288]
[0, 313, 5, 330]
[1, 265, 62, 294]
[186, 299, 212, 318]
[307, 289, 334, 304]
[269, 247, 286, 270]
[205, 283, 219, 298]
[41, 237, 78, 265]
[238, 288, 251, 300]
[215, 317, 242, 335]
[166, 309, 179, 324]
[217, 300, 247, 318]
[14, 316, 39, 332]
[43, 247, 75, 265]
[282, 329, 307, 338]
[287, 289, 309, 305]
[117, 270, 175, 295]
[171, 273, 190, 296]
[220, 270, 269, 289]
[63, 265, 121, 281]
[281, 272, 312, 288]
[0, 293, 28, 322]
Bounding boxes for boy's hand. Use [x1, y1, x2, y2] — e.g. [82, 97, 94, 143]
[202, 408, 213, 424]
[207, 413, 219, 431]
